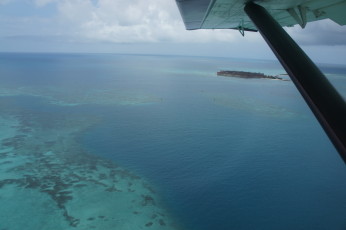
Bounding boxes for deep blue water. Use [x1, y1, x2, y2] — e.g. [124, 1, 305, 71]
[1, 53, 346, 230]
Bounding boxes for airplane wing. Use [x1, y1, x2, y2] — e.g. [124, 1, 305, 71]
[176, 0, 346, 31]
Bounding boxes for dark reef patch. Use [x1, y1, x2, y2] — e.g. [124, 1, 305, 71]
[145, 222, 154, 227]
[142, 195, 156, 206]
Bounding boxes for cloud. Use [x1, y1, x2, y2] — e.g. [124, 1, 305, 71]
[285, 19, 346, 46]
[1, 0, 345, 64]
[7, 0, 345, 48]
[49, 0, 346, 46]
[51, 0, 241, 43]
[0, 0, 264, 45]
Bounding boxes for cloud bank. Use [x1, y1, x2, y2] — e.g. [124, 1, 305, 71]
[37, 0, 346, 45]
[1, 0, 345, 53]
[286, 19, 346, 46]
[28, 0, 239, 43]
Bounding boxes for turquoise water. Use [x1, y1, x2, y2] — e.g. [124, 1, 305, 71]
[0, 53, 346, 230]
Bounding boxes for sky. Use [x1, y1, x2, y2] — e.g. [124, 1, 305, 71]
[1, 0, 346, 64]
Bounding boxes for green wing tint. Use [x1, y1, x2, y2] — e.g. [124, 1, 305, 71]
[176, 0, 346, 31]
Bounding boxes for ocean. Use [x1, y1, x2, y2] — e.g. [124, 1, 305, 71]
[0, 53, 345, 230]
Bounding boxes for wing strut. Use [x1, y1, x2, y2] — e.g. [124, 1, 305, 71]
[244, 2, 346, 163]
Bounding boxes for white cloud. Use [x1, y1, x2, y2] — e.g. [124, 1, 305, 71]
[52, 0, 345, 45]
[2, 0, 345, 47]
[285, 19, 346, 46]
[1, 0, 346, 63]
[52, 0, 242, 43]
[0, 0, 264, 44]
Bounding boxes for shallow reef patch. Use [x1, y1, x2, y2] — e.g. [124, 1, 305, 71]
[0, 102, 180, 230]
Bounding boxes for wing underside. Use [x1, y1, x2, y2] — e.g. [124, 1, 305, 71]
[176, 0, 346, 31]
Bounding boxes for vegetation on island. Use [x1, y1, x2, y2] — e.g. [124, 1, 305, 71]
[217, 70, 288, 81]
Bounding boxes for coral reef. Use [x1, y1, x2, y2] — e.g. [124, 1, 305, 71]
[0, 104, 179, 230]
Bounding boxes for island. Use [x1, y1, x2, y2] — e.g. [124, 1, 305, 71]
[217, 70, 289, 81]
